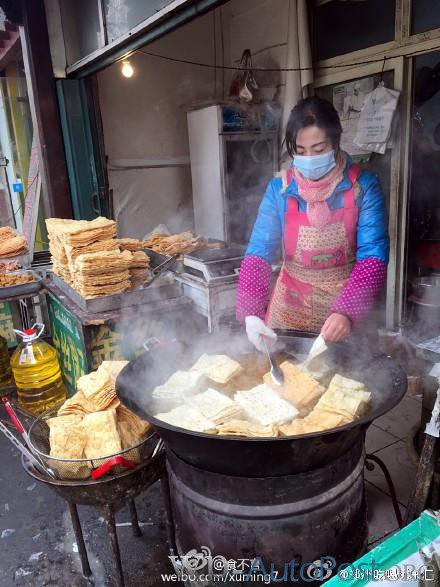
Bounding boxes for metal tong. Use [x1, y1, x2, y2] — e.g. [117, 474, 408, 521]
[262, 338, 284, 386]
[0, 419, 56, 478]
[1, 397, 57, 478]
[149, 255, 178, 284]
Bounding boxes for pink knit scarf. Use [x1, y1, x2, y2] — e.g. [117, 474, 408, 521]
[291, 153, 346, 228]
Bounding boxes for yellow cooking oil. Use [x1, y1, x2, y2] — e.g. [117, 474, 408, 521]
[0, 335, 13, 388]
[11, 324, 67, 415]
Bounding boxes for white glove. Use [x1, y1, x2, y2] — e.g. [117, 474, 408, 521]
[245, 316, 277, 353]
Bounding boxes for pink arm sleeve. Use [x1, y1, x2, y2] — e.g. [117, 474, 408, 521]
[236, 255, 273, 322]
[331, 257, 387, 324]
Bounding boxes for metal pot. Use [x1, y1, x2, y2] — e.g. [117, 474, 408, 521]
[116, 333, 407, 477]
[410, 276, 440, 305]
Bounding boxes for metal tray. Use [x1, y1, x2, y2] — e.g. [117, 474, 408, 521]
[0, 270, 43, 300]
[143, 248, 173, 269]
[144, 241, 227, 275]
[142, 248, 181, 278]
[50, 273, 182, 313]
[184, 245, 245, 264]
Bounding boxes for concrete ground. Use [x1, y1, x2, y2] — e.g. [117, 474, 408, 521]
[365, 390, 421, 546]
[0, 389, 423, 587]
[0, 434, 171, 587]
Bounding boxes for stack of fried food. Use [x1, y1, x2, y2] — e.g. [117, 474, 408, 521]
[143, 231, 207, 256]
[0, 273, 34, 287]
[117, 238, 143, 252]
[47, 360, 151, 479]
[45, 220, 72, 282]
[46, 217, 153, 297]
[0, 226, 28, 258]
[128, 251, 151, 289]
[73, 249, 133, 298]
[46, 217, 118, 286]
[64, 238, 120, 269]
[279, 373, 371, 436]
[117, 238, 151, 288]
[153, 353, 372, 438]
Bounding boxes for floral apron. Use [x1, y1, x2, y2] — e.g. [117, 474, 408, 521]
[266, 165, 360, 332]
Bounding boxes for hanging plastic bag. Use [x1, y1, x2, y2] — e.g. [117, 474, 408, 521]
[229, 49, 258, 103]
[354, 82, 400, 154]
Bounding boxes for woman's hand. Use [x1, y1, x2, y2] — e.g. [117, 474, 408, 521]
[321, 312, 351, 342]
[245, 316, 277, 352]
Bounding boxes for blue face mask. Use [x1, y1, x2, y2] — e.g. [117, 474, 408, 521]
[293, 150, 336, 180]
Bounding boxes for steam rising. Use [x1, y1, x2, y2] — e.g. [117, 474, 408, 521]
[115, 315, 405, 430]
[115, 304, 254, 412]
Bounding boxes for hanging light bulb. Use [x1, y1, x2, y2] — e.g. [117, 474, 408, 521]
[121, 60, 134, 78]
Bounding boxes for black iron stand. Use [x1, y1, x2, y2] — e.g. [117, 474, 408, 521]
[365, 453, 404, 529]
[67, 500, 143, 583]
[23, 451, 177, 587]
[68, 502, 92, 577]
[160, 474, 178, 558]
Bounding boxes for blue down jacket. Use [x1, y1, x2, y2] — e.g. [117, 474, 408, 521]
[246, 157, 389, 264]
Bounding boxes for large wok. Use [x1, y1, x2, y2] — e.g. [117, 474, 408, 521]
[116, 332, 407, 477]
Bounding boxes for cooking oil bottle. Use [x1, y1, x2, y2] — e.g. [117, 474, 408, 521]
[11, 324, 67, 414]
[0, 335, 13, 388]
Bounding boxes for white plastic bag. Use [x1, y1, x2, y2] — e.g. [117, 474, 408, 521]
[354, 82, 400, 154]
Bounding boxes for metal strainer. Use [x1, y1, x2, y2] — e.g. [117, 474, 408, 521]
[28, 403, 158, 480]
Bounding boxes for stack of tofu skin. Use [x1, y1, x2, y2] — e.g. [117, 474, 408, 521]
[153, 354, 371, 438]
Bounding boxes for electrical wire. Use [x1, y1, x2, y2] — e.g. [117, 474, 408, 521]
[11, 174, 38, 220]
[135, 47, 435, 72]
[213, 9, 217, 95]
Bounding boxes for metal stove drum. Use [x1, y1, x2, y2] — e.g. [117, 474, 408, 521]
[116, 334, 407, 585]
[408, 275, 440, 338]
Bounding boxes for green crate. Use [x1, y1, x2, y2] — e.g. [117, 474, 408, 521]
[324, 511, 440, 585]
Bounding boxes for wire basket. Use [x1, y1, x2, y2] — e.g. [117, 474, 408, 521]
[28, 403, 158, 481]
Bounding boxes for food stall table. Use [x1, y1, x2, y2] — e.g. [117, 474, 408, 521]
[44, 279, 196, 395]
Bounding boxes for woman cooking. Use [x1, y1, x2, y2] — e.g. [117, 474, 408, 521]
[236, 97, 389, 351]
